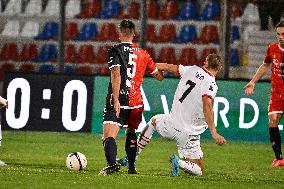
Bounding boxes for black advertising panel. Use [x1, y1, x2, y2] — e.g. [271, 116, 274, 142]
[2, 72, 94, 132]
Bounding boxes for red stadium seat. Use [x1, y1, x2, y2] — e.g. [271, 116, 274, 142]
[157, 47, 177, 65]
[76, 65, 93, 74]
[198, 25, 219, 44]
[145, 47, 156, 61]
[157, 24, 176, 42]
[64, 44, 77, 63]
[99, 66, 110, 75]
[75, 0, 101, 18]
[0, 43, 18, 61]
[19, 64, 36, 72]
[19, 43, 38, 62]
[179, 48, 198, 66]
[146, 24, 157, 42]
[77, 45, 95, 64]
[95, 45, 110, 64]
[64, 22, 79, 40]
[159, 0, 178, 20]
[94, 23, 117, 41]
[199, 48, 217, 66]
[232, 2, 242, 20]
[0, 63, 15, 81]
[147, 0, 159, 19]
[121, 2, 140, 19]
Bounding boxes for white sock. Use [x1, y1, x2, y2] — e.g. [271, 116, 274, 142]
[137, 120, 155, 155]
[179, 160, 202, 176]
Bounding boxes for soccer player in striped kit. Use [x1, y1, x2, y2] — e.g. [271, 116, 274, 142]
[98, 19, 163, 176]
[245, 21, 284, 167]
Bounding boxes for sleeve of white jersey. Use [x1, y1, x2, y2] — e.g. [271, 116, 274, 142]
[201, 80, 218, 99]
[178, 65, 189, 78]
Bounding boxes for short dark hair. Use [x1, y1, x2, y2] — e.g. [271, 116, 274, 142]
[119, 19, 135, 37]
[275, 20, 284, 29]
[206, 53, 222, 71]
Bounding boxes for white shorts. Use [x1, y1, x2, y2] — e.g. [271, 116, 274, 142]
[155, 114, 203, 159]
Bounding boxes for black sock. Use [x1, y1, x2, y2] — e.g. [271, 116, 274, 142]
[125, 132, 137, 169]
[269, 127, 283, 160]
[103, 137, 117, 165]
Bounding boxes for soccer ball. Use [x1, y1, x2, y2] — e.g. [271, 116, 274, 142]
[66, 152, 87, 171]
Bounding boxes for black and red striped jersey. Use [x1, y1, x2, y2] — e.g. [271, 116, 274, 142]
[106, 42, 157, 107]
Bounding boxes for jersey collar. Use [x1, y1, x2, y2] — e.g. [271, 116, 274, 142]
[121, 42, 133, 44]
[278, 44, 284, 52]
[202, 66, 215, 77]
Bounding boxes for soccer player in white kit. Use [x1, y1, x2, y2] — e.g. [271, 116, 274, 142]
[135, 54, 226, 176]
[0, 95, 8, 166]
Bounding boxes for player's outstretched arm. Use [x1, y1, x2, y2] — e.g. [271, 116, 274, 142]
[244, 63, 270, 95]
[152, 69, 164, 81]
[156, 63, 179, 75]
[202, 96, 226, 145]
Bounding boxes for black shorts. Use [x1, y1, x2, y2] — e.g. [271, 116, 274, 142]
[103, 103, 144, 130]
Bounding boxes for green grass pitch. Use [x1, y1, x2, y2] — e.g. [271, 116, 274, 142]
[0, 131, 283, 189]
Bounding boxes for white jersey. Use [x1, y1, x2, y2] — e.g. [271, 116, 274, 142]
[169, 65, 218, 135]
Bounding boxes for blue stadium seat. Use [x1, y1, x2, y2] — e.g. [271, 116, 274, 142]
[176, 1, 198, 20]
[64, 65, 75, 73]
[173, 25, 197, 43]
[230, 48, 240, 66]
[199, 0, 220, 21]
[97, 0, 121, 19]
[34, 44, 57, 62]
[39, 64, 55, 73]
[35, 22, 59, 40]
[74, 22, 98, 41]
[231, 25, 240, 42]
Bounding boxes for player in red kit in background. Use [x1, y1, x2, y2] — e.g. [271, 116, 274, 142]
[98, 19, 163, 176]
[245, 21, 284, 167]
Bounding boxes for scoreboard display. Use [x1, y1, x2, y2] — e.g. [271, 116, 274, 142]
[2, 72, 94, 132]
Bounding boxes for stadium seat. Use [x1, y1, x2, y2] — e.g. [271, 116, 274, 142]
[1, 20, 20, 37]
[157, 24, 176, 42]
[64, 22, 79, 40]
[77, 45, 95, 64]
[39, 64, 55, 73]
[95, 45, 110, 63]
[20, 21, 40, 38]
[2, 0, 22, 15]
[95, 23, 118, 41]
[145, 47, 156, 61]
[98, 0, 121, 19]
[0, 43, 18, 61]
[199, 48, 217, 66]
[179, 48, 198, 66]
[176, 1, 198, 20]
[230, 48, 240, 66]
[35, 22, 59, 40]
[65, 0, 81, 18]
[19, 64, 36, 72]
[123, 1, 140, 19]
[0, 63, 16, 81]
[76, 0, 101, 18]
[197, 25, 219, 44]
[22, 0, 42, 16]
[43, 0, 59, 16]
[99, 66, 110, 75]
[34, 44, 57, 62]
[74, 22, 98, 41]
[173, 25, 197, 43]
[147, 0, 159, 19]
[231, 25, 240, 42]
[157, 47, 177, 65]
[159, 0, 178, 20]
[231, 1, 242, 20]
[64, 44, 77, 63]
[64, 65, 75, 73]
[199, 0, 220, 21]
[146, 24, 158, 42]
[76, 65, 93, 75]
[19, 43, 38, 62]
